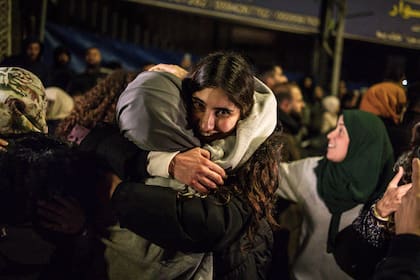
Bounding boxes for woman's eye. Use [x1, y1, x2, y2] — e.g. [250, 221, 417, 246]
[192, 101, 205, 111]
[216, 109, 231, 117]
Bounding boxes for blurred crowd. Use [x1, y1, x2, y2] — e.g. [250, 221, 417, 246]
[0, 36, 419, 280]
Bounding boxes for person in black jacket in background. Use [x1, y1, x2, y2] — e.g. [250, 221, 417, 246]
[373, 158, 420, 280]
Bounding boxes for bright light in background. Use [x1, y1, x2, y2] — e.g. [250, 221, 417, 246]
[402, 79, 408, 86]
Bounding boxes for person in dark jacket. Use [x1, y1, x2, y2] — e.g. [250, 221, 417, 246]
[47, 46, 75, 90]
[43, 52, 280, 279]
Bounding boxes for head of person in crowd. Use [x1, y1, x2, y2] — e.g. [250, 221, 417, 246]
[272, 82, 305, 116]
[314, 85, 325, 101]
[338, 80, 348, 99]
[341, 89, 361, 110]
[317, 110, 394, 248]
[182, 51, 255, 143]
[0, 67, 48, 134]
[45, 87, 74, 134]
[272, 83, 294, 114]
[55, 69, 138, 140]
[258, 64, 288, 90]
[45, 87, 74, 121]
[23, 37, 43, 62]
[53, 46, 72, 67]
[289, 83, 305, 115]
[359, 82, 407, 124]
[322, 96, 340, 115]
[180, 53, 193, 71]
[85, 47, 102, 70]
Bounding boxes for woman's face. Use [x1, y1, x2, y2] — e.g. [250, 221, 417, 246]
[326, 115, 350, 162]
[191, 87, 241, 143]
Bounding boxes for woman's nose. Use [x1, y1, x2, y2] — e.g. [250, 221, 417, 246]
[200, 111, 215, 132]
[327, 130, 335, 140]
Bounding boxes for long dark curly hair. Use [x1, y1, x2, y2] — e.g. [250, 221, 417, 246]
[55, 69, 138, 139]
[216, 131, 283, 246]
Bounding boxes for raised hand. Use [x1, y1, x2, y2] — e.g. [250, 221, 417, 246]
[376, 166, 413, 218]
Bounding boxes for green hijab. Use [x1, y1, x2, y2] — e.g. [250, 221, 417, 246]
[315, 110, 394, 252]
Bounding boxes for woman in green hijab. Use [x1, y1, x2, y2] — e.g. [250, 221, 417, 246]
[275, 110, 411, 280]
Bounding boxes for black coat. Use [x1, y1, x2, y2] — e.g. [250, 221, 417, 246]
[373, 234, 420, 280]
[80, 123, 274, 279]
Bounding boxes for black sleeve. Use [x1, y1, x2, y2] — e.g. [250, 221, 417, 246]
[111, 181, 251, 253]
[373, 234, 420, 280]
[78, 123, 149, 181]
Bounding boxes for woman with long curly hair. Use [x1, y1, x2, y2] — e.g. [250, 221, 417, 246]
[55, 69, 138, 142]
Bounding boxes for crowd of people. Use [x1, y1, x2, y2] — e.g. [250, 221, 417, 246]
[0, 38, 419, 280]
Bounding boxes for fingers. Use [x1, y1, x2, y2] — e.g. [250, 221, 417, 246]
[200, 148, 211, 159]
[398, 183, 413, 196]
[52, 196, 78, 209]
[0, 138, 8, 152]
[199, 148, 226, 179]
[388, 166, 404, 188]
[148, 64, 165, 72]
[38, 220, 66, 232]
[37, 204, 63, 224]
[190, 180, 210, 194]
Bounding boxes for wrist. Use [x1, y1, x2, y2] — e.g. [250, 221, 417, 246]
[169, 157, 175, 178]
[371, 203, 390, 222]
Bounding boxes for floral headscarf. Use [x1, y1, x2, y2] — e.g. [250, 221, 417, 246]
[0, 67, 48, 134]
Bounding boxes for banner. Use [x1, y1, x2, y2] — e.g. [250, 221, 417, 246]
[128, 0, 420, 49]
[127, 0, 320, 34]
[346, 0, 420, 48]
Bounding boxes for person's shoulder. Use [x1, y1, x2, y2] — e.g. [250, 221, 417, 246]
[126, 71, 182, 92]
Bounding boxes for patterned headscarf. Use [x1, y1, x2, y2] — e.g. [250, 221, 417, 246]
[0, 67, 48, 134]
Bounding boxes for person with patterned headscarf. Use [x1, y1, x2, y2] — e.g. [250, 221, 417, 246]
[0, 66, 48, 134]
[0, 67, 99, 279]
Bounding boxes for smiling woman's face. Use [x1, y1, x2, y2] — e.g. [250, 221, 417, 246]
[326, 115, 350, 162]
[191, 87, 241, 143]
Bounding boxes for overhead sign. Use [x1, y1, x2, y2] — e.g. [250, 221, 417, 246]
[127, 0, 420, 49]
[127, 0, 320, 33]
[345, 0, 420, 48]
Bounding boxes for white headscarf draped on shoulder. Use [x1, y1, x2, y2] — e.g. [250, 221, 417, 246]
[117, 71, 276, 172]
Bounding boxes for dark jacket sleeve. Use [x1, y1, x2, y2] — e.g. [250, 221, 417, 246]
[111, 181, 251, 253]
[78, 123, 149, 181]
[373, 234, 420, 280]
